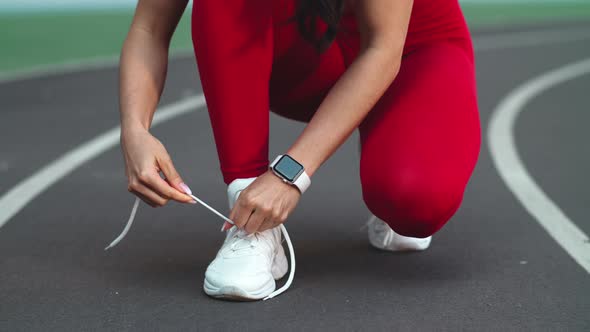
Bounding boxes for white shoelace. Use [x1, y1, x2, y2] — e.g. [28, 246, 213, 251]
[105, 194, 295, 301]
[228, 229, 266, 252]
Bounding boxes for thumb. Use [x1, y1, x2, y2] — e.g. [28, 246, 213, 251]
[159, 155, 191, 195]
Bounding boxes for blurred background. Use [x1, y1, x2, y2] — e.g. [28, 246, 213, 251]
[1, 0, 589, 331]
[1, 0, 590, 75]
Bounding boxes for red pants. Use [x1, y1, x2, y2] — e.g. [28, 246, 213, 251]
[191, 0, 481, 238]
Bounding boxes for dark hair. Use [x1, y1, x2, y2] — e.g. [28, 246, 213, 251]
[294, 0, 345, 53]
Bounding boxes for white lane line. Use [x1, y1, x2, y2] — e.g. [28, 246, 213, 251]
[0, 95, 206, 228]
[488, 58, 590, 273]
[2, 25, 590, 85]
[0, 26, 589, 273]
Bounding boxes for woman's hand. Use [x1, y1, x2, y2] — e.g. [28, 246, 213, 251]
[118, 0, 191, 207]
[225, 170, 302, 233]
[121, 126, 195, 207]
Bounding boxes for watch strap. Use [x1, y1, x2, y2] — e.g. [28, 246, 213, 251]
[293, 169, 311, 194]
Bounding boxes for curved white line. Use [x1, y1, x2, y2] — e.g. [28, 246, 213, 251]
[488, 58, 590, 273]
[0, 27, 589, 276]
[0, 95, 206, 227]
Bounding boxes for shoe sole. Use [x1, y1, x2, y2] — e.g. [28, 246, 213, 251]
[203, 278, 276, 301]
[203, 244, 289, 301]
[369, 236, 432, 252]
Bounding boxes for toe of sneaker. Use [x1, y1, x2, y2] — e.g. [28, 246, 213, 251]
[204, 268, 275, 297]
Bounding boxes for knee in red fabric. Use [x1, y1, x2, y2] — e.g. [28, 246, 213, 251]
[361, 169, 465, 238]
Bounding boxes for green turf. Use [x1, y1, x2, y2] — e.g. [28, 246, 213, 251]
[0, 9, 193, 75]
[1, 3, 590, 75]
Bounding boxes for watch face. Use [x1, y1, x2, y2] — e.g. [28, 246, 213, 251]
[274, 155, 303, 182]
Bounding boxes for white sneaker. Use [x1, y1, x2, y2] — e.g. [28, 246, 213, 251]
[366, 214, 432, 251]
[203, 177, 289, 301]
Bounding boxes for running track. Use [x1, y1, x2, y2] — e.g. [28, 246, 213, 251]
[1, 22, 589, 331]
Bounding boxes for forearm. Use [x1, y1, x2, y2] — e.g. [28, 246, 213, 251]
[119, 28, 169, 132]
[286, 47, 400, 177]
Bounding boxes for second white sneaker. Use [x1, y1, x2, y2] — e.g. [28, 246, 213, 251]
[203, 177, 288, 301]
[366, 214, 432, 251]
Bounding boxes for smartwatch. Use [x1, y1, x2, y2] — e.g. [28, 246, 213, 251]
[269, 154, 311, 194]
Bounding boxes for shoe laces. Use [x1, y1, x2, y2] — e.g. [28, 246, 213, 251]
[227, 228, 261, 252]
[104, 194, 295, 301]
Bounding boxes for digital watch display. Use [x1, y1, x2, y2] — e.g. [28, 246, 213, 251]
[269, 154, 311, 194]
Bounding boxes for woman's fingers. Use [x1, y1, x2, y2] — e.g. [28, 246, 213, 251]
[244, 208, 267, 234]
[230, 190, 281, 234]
[157, 154, 194, 201]
[138, 169, 194, 204]
[229, 198, 253, 230]
[258, 207, 288, 232]
[129, 181, 168, 207]
[225, 172, 298, 234]
[134, 191, 158, 208]
[121, 128, 195, 206]
[258, 216, 279, 233]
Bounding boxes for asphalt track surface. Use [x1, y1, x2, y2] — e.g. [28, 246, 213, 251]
[1, 22, 589, 331]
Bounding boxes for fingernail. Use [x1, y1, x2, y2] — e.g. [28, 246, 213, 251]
[189, 200, 197, 204]
[222, 221, 234, 232]
[180, 182, 192, 195]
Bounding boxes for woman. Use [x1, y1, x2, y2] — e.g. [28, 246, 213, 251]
[118, 0, 481, 301]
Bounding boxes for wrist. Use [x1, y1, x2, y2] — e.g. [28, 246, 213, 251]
[284, 148, 318, 178]
[120, 122, 149, 146]
[120, 108, 152, 131]
[121, 119, 149, 135]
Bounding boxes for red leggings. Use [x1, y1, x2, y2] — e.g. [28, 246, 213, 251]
[191, 0, 481, 238]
